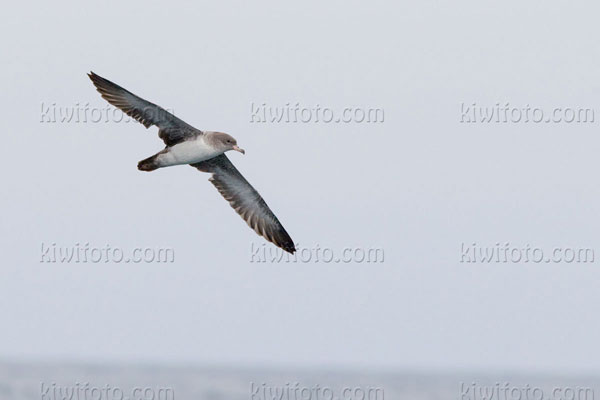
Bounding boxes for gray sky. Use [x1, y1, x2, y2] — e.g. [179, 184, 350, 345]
[2, 0, 600, 373]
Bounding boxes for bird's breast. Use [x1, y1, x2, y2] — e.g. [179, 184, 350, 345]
[158, 137, 221, 167]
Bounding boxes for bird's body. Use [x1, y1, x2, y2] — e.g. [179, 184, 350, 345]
[155, 133, 223, 167]
[159, 134, 215, 166]
[88, 72, 296, 254]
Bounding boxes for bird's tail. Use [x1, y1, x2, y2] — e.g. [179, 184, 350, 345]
[137, 154, 160, 171]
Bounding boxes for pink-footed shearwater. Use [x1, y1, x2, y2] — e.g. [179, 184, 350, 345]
[88, 72, 296, 254]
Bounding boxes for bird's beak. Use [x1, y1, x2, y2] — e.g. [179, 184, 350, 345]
[233, 145, 245, 154]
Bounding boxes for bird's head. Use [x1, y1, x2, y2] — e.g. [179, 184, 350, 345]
[209, 131, 245, 154]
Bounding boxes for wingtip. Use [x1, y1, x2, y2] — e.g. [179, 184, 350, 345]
[87, 71, 105, 84]
[87, 71, 99, 84]
[283, 242, 296, 254]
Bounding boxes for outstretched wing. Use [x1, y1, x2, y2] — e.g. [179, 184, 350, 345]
[192, 154, 296, 254]
[88, 71, 200, 146]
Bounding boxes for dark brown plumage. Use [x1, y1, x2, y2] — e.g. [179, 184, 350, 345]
[192, 155, 296, 254]
[88, 72, 200, 146]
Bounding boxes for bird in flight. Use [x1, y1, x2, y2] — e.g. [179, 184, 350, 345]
[88, 72, 296, 254]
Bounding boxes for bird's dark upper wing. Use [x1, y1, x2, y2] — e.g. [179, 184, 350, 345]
[88, 71, 200, 146]
[191, 154, 296, 254]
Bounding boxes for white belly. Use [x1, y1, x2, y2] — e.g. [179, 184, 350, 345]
[157, 137, 221, 167]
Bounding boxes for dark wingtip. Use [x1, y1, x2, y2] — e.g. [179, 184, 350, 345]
[280, 236, 296, 254]
[87, 71, 102, 87]
[87, 71, 112, 88]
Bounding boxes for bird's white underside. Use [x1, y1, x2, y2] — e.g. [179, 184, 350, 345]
[156, 136, 222, 167]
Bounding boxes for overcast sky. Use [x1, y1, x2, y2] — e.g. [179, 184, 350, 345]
[2, 0, 600, 373]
